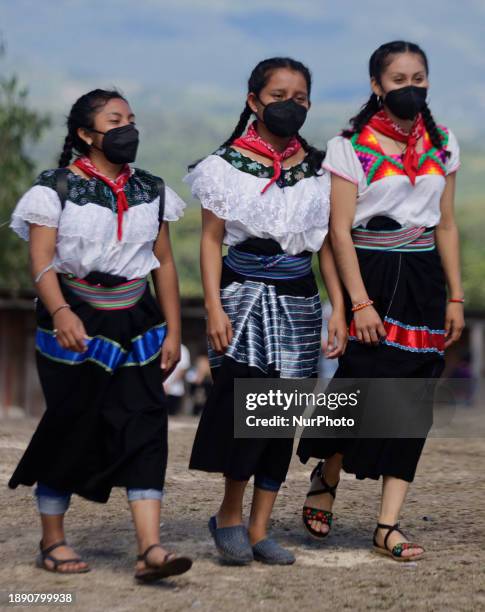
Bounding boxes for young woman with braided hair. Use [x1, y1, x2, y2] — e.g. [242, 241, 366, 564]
[297, 41, 464, 561]
[185, 57, 347, 565]
[8, 89, 193, 581]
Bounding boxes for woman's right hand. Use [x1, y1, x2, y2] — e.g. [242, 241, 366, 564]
[53, 308, 89, 353]
[352, 305, 387, 346]
[207, 306, 233, 353]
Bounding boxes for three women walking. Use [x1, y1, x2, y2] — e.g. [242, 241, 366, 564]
[7, 40, 463, 579]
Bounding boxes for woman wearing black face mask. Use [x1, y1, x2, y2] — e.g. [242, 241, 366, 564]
[8, 89, 193, 581]
[298, 42, 464, 560]
[184, 57, 347, 565]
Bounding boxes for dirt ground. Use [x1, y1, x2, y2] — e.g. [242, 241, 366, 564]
[0, 416, 484, 612]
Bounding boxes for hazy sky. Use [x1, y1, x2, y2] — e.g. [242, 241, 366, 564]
[2, 0, 484, 139]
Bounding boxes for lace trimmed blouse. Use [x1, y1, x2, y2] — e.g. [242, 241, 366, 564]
[183, 146, 330, 255]
[10, 168, 186, 279]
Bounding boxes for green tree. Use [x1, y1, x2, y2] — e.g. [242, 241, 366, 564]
[0, 43, 50, 292]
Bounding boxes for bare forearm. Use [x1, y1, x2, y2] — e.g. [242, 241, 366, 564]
[152, 261, 181, 337]
[201, 236, 223, 312]
[29, 228, 66, 316]
[319, 237, 345, 310]
[435, 223, 463, 298]
[33, 272, 67, 316]
[330, 228, 369, 304]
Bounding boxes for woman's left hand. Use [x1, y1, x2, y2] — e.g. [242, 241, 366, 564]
[160, 332, 181, 379]
[324, 311, 348, 358]
[444, 302, 465, 349]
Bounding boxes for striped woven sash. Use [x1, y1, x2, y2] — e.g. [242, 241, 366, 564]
[224, 246, 312, 279]
[62, 275, 147, 310]
[352, 226, 435, 252]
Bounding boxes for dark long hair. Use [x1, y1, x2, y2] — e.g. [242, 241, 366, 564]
[223, 57, 325, 173]
[58, 89, 126, 167]
[342, 41, 448, 155]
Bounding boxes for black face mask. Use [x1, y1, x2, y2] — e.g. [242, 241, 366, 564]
[258, 98, 308, 137]
[89, 124, 139, 164]
[384, 85, 428, 121]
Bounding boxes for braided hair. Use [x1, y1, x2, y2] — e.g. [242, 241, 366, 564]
[342, 41, 449, 156]
[222, 57, 325, 174]
[57, 89, 126, 167]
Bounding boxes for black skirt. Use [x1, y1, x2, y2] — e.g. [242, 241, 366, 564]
[190, 359, 295, 483]
[8, 273, 168, 503]
[297, 228, 447, 483]
[190, 239, 322, 484]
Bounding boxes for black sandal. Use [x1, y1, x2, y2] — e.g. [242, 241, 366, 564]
[373, 522, 425, 562]
[36, 540, 90, 574]
[302, 461, 339, 539]
[134, 544, 193, 583]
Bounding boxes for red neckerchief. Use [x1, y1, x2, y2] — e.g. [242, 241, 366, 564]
[232, 121, 302, 193]
[73, 156, 132, 240]
[367, 110, 426, 185]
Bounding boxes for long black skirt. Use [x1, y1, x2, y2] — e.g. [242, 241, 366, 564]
[190, 359, 295, 483]
[190, 239, 323, 484]
[297, 239, 447, 483]
[8, 273, 168, 503]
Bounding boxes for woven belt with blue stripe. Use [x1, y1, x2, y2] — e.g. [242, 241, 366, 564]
[224, 246, 312, 280]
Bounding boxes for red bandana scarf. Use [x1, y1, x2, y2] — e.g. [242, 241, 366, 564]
[74, 156, 132, 240]
[232, 121, 302, 193]
[367, 110, 426, 185]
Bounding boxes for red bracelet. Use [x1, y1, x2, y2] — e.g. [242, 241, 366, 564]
[448, 298, 465, 304]
[352, 299, 374, 312]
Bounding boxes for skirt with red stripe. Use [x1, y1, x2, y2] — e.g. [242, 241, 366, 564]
[297, 228, 447, 482]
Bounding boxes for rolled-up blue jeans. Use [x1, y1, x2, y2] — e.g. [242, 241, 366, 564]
[35, 482, 163, 515]
[253, 474, 282, 492]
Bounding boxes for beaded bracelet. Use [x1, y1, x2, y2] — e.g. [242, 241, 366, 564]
[448, 298, 465, 303]
[351, 299, 374, 312]
[51, 303, 71, 317]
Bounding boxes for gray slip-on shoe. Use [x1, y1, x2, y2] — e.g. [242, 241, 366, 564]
[252, 538, 296, 565]
[208, 515, 253, 565]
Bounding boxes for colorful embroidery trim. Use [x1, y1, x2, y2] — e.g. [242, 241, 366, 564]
[36, 323, 167, 372]
[303, 507, 333, 526]
[214, 147, 313, 187]
[351, 126, 449, 185]
[35, 168, 161, 210]
[349, 317, 445, 355]
[62, 276, 147, 310]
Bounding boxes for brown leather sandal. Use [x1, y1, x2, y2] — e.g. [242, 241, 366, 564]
[302, 461, 339, 539]
[134, 544, 193, 583]
[373, 522, 425, 562]
[36, 540, 90, 574]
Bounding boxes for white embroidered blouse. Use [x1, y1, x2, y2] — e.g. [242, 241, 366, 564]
[322, 125, 460, 229]
[183, 146, 330, 254]
[10, 168, 186, 279]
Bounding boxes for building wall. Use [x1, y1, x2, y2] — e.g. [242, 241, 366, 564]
[0, 298, 206, 417]
[0, 298, 482, 416]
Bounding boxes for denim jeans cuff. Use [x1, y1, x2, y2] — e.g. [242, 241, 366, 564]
[126, 488, 164, 502]
[35, 494, 71, 515]
[254, 475, 282, 492]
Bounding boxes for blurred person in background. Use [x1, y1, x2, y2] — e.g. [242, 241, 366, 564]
[163, 343, 191, 415]
[186, 348, 212, 416]
[319, 299, 340, 380]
